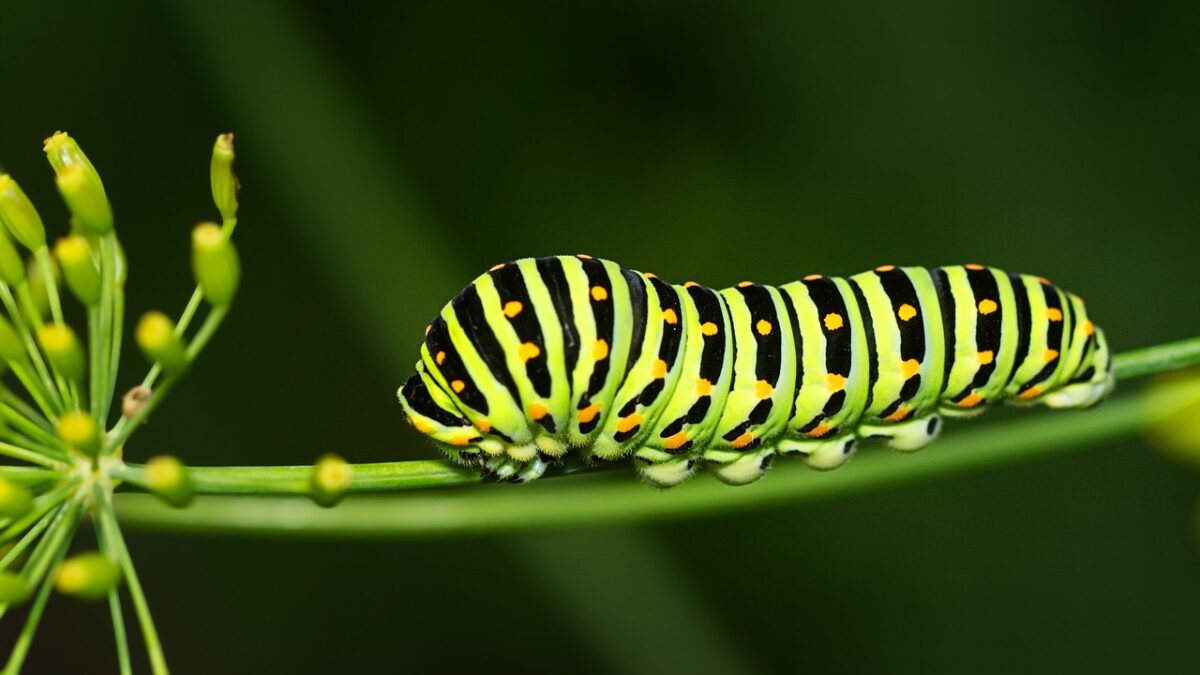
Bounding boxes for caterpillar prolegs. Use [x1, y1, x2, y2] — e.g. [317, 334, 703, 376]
[398, 257, 1114, 487]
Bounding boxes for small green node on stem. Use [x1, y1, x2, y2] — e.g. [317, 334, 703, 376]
[211, 133, 239, 222]
[145, 455, 194, 508]
[310, 454, 352, 507]
[37, 323, 85, 383]
[54, 234, 102, 307]
[136, 312, 188, 373]
[0, 477, 33, 520]
[192, 222, 240, 306]
[55, 551, 122, 601]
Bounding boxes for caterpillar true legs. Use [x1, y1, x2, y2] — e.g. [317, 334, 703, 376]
[398, 257, 1114, 487]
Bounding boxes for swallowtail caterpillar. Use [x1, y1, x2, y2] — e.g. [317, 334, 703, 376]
[398, 257, 1113, 487]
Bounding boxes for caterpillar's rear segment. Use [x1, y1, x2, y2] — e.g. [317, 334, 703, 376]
[397, 257, 1114, 486]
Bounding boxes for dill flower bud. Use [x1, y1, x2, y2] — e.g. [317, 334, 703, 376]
[211, 133, 238, 222]
[136, 311, 187, 373]
[0, 476, 33, 520]
[58, 411, 100, 457]
[54, 235, 101, 306]
[122, 385, 152, 419]
[145, 455, 194, 508]
[0, 175, 46, 250]
[55, 551, 121, 600]
[0, 572, 32, 605]
[0, 315, 25, 362]
[55, 164, 113, 235]
[310, 454, 352, 508]
[38, 324, 84, 383]
[0, 229, 25, 288]
[192, 223, 240, 306]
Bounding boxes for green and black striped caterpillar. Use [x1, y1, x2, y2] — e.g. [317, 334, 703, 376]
[398, 256, 1113, 487]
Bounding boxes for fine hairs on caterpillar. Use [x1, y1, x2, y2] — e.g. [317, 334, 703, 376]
[398, 256, 1114, 487]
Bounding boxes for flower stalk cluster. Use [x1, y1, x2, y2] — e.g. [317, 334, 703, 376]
[0, 132, 244, 674]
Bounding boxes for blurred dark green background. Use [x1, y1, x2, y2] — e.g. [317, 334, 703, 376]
[3, 0, 1199, 672]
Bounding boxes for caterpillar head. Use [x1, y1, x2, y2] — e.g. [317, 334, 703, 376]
[397, 364, 481, 451]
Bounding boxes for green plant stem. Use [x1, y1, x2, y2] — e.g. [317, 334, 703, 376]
[107, 288, 124, 423]
[95, 489, 169, 675]
[96, 234, 119, 426]
[0, 442, 62, 469]
[0, 505, 59, 571]
[113, 338, 1200, 537]
[0, 481, 79, 547]
[0, 284, 63, 415]
[94, 496, 132, 675]
[0, 404, 66, 453]
[3, 525, 73, 675]
[0, 466, 58, 489]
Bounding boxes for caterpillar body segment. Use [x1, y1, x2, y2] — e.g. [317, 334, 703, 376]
[398, 257, 1114, 487]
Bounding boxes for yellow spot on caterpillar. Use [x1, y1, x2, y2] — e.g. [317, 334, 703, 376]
[518, 342, 541, 362]
[1083, 320, 1094, 336]
[977, 350, 994, 365]
[695, 378, 713, 396]
[755, 380, 774, 398]
[528, 402, 549, 419]
[476, 419, 492, 433]
[616, 413, 643, 433]
[876, 264, 896, 272]
[824, 313, 844, 330]
[957, 392, 983, 408]
[1047, 307, 1063, 322]
[424, 324, 431, 336]
[897, 303, 917, 321]
[1044, 349, 1059, 362]
[684, 281, 699, 288]
[413, 418, 433, 433]
[738, 281, 754, 288]
[756, 319, 773, 335]
[662, 308, 678, 324]
[577, 254, 593, 260]
[807, 423, 833, 438]
[577, 403, 601, 424]
[1036, 276, 1052, 285]
[731, 432, 754, 449]
[591, 285, 608, 302]
[966, 263, 986, 271]
[978, 299, 998, 315]
[826, 373, 846, 392]
[644, 272, 657, 279]
[901, 359, 921, 378]
[503, 300, 523, 318]
[803, 274, 823, 281]
[885, 406, 910, 423]
[701, 322, 719, 336]
[451, 380, 466, 393]
[593, 339, 609, 361]
[1018, 386, 1043, 400]
[449, 434, 472, 446]
[436, 351, 446, 365]
[663, 431, 690, 450]
[488, 263, 506, 272]
[652, 359, 668, 378]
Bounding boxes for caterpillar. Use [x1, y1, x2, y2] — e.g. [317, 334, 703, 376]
[398, 256, 1113, 487]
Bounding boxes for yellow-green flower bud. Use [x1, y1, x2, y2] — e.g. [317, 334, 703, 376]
[0, 228, 25, 288]
[0, 572, 32, 605]
[136, 311, 187, 372]
[55, 164, 113, 235]
[55, 551, 121, 601]
[53, 235, 101, 306]
[310, 454, 352, 508]
[192, 223, 240, 306]
[58, 411, 100, 457]
[211, 133, 238, 222]
[145, 455, 193, 508]
[0, 175, 46, 250]
[0, 315, 25, 362]
[39, 324, 85, 383]
[0, 477, 33, 520]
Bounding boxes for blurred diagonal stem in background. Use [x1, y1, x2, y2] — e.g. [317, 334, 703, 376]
[110, 336, 1200, 535]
